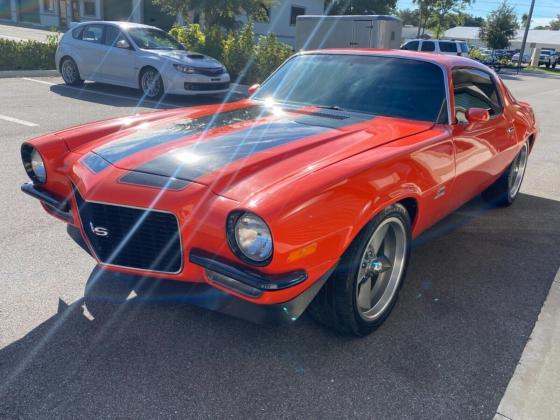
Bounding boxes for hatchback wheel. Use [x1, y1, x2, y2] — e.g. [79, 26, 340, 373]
[60, 57, 83, 86]
[140, 67, 164, 99]
[309, 204, 411, 336]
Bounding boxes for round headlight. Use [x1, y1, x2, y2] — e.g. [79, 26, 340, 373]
[231, 212, 273, 264]
[30, 148, 46, 182]
[21, 144, 46, 184]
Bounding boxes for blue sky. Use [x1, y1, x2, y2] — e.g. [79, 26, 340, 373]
[397, 0, 560, 28]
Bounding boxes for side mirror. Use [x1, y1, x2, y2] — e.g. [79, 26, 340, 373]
[466, 107, 490, 123]
[116, 39, 130, 49]
[248, 83, 260, 96]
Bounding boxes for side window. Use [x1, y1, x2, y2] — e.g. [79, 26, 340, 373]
[421, 41, 435, 52]
[82, 24, 104, 44]
[452, 68, 503, 123]
[104, 26, 126, 47]
[401, 41, 419, 51]
[439, 41, 457, 53]
[72, 26, 84, 39]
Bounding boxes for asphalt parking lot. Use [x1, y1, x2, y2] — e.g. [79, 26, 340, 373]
[0, 74, 559, 419]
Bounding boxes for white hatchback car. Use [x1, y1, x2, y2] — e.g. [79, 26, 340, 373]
[401, 39, 469, 56]
[55, 21, 230, 99]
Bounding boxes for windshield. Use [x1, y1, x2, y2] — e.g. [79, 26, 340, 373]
[253, 54, 447, 123]
[127, 28, 184, 50]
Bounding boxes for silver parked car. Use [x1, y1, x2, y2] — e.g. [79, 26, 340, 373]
[55, 21, 230, 99]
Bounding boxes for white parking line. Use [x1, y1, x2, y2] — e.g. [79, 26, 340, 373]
[22, 77, 56, 86]
[0, 114, 38, 127]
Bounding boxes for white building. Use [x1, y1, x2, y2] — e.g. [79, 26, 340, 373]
[444, 26, 560, 50]
[253, 0, 325, 47]
[0, 0, 325, 47]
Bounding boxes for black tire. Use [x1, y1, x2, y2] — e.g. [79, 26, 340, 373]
[140, 67, 164, 100]
[545, 62, 550, 69]
[60, 57, 83, 86]
[482, 141, 529, 207]
[308, 204, 411, 336]
[83, 268, 133, 322]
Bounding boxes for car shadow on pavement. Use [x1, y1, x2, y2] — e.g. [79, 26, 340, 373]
[49, 82, 245, 110]
[1, 193, 559, 419]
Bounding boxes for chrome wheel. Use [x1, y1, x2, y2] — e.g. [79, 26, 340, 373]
[61, 59, 77, 84]
[508, 142, 528, 200]
[141, 69, 162, 98]
[356, 217, 408, 321]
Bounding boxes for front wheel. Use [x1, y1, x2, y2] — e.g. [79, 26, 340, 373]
[140, 67, 164, 100]
[309, 204, 411, 336]
[482, 140, 529, 206]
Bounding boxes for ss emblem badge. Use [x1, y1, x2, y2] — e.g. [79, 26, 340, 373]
[89, 221, 109, 237]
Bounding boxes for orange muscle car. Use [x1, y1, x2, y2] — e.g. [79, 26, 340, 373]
[21, 50, 537, 335]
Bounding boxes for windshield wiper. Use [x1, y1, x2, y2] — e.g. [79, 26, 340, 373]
[316, 105, 346, 112]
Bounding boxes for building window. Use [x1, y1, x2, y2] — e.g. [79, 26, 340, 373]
[43, 0, 56, 13]
[83, 0, 96, 16]
[290, 5, 305, 26]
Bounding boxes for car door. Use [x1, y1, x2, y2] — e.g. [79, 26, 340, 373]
[99, 25, 137, 87]
[450, 67, 516, 204]
[79, 23, 107, 80]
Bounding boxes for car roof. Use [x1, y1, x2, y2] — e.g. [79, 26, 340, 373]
[404, 39, 465, 43]
[300, 49, 491, 72]
[73, 21, 158, 30]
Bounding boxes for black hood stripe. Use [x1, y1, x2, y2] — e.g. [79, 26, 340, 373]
[128, 113, 362, 183]
[93, 105, 266, 168]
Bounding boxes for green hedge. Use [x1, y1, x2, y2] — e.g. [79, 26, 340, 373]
[0, 39, 57, 71]
[169, 23, 293, 84]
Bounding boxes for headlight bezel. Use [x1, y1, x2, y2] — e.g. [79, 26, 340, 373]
[21, 143, 47, 184]
[226, 211, 274, 266]
[173, 64, 197, 74]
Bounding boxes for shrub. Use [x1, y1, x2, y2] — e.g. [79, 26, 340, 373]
[201, 25, 225, 61]
[253, 33, 293, 83]
[0, 39, 57, 71]
[222, 23, 256, 82]
[169, 23, 205, 52]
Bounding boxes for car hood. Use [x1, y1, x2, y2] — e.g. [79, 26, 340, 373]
[147, 49, 223, 67]
[74, 101, 433, 201]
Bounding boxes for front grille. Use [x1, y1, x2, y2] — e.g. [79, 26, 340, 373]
[196, 67, 225, 77]
[75, 191, 182, 273]
[184, 82, 230, 91]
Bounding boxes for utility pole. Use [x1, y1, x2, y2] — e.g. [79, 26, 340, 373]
[517, 0, 536, 73]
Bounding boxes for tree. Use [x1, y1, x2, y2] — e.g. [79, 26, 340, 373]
[396, 8, 421, 26]
[153, 0, 275, 29]
[413, 0, 437, 37]
[460, 13, 485, 27]
[325, 0, 397, 15]
[549, 15, 560, 30]
[479, 1, 518, 50]
[431, 0, 473, 38]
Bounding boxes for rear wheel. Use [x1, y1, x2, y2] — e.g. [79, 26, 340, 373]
[140, 67, 164, 100]
[482, 141, 529, 206]
[60, 57, 83, 86]
[309, 204, 411, 336]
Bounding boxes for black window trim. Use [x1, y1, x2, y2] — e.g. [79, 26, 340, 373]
[451, 66, 505, 124]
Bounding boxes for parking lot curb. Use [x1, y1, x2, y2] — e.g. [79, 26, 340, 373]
[0, 69, 58, 79]
[495, 269, 560, 420]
